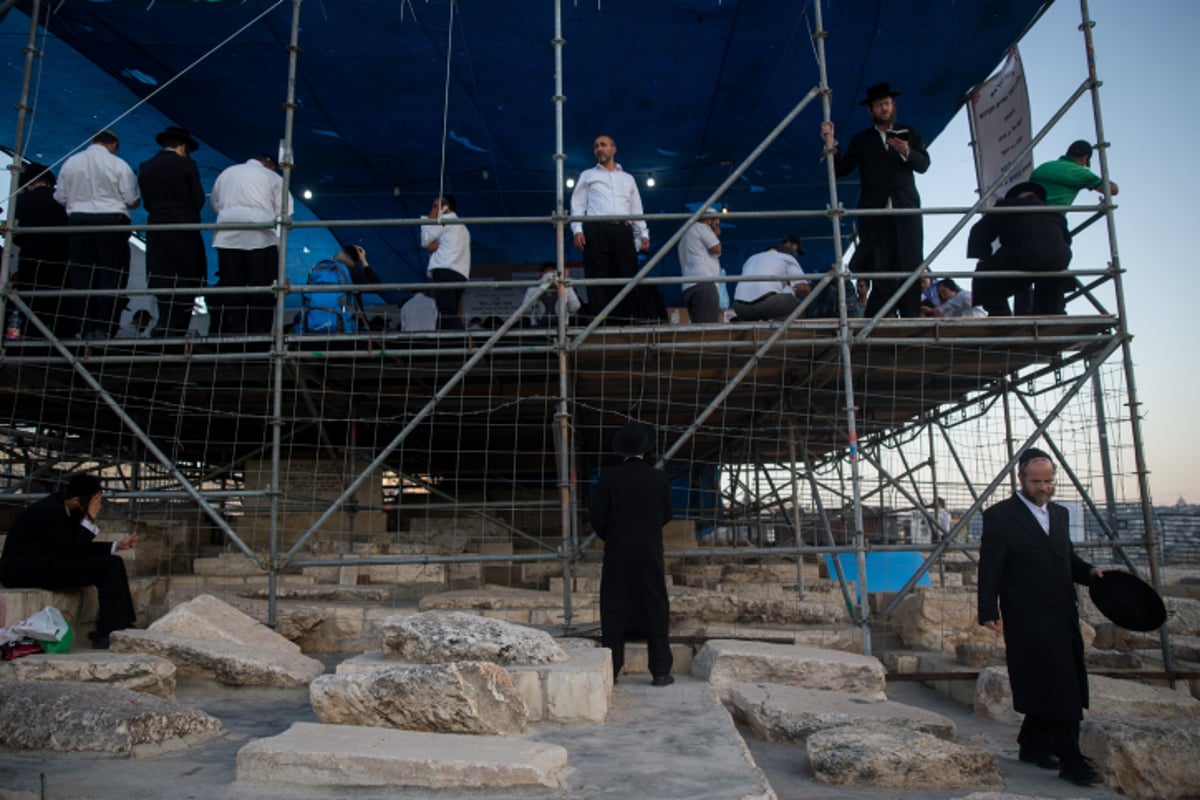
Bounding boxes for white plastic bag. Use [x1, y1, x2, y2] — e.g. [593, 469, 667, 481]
[11, 606, 69, 642]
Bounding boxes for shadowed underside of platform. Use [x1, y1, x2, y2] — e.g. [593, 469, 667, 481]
[0, 317, 1117, 481]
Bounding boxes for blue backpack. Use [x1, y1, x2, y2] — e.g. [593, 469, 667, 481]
[299, 259, 358, 333]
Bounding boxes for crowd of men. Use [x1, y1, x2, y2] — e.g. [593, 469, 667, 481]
[2, 85, 1116, 338]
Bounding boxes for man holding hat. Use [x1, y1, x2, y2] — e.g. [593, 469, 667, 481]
[732, 235, 810, 321]
[821, 82, 930, 318]
[968, 181, 1073, 316]
[138, 126, 207, 336]
[590, 421, 675, 686]
[977, 448, 1105, 786]
[0, 473, 138, 649]
[1030, 140, 1119, 210]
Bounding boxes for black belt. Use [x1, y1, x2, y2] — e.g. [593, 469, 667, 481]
[584, 220, 631, 227]
[736, 292, 782, 305]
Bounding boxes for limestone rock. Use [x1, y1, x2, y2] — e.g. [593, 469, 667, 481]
[729, 683, 955, 743]
[1081, 715, 1200, 800]
[1167, 597, 1200, 637]
[894, 587, 1094, 653]
[692, 640, 885, 700]
[669, 586, 847, 625]
[954, 642, 1007, 668]
[807, 723, 1002, 789]
[975, 665, 1200, 725]
[310, 661, 527, 734]
[148, 593, 301, 653]
[0, 680, 222, 755]
[236, 722, 568, 789]
[110, 629, 323, 688]
[380, 610, 566, 665]
[0, 652, 176, 699]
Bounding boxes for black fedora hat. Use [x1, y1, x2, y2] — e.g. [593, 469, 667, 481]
[1004, 181, 1047, 203]
[155, 125, 200, 153]
[1088, 570, 1167, 632]
[612, 421, 655, 458]
[860, 82, 901, 106]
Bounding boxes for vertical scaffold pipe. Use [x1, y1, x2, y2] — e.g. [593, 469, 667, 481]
[1077, 0, 1172, 673]
[813, 0, 871, 653]
[267, 0, 305, 629]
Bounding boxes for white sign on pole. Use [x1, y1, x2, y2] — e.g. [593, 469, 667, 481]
[968, 47, 1033, 202]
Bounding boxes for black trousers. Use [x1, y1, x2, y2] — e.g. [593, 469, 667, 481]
[66, 212, 132, 337]
[0, 555, 136, 637]
[973, 254, 1072, 317]
[1019, 713, 1083, 760]
[146, 229, 207, 335]
[864, 279, 922, 318]
[213, 246, 278, 335]
[429, 267, 468, 330]
[683, 283, 720, 324]
[582, 222, 665, 324]
[602, 628, 673, 681]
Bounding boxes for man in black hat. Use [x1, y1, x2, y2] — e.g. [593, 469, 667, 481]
[821, 82, 930, 318]
[968, 181, 1073, 316]
[138, 126, 207, 336]
[11, 163, 71, 338]
[590, 421, 675, 686]
[978, 448, 1105, 787]
[1030, 140, 1119, 210]
[0, 473, 138, 649]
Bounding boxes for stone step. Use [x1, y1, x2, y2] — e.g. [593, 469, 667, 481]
[693, 639, 887, 701]
[235, 722, 570, 790]
[167, 574, 318, 591]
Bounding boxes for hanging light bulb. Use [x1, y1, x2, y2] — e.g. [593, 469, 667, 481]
[645, 173, 656, 187]
[302, 188, 313, 200]
[565, 175, 576, 188]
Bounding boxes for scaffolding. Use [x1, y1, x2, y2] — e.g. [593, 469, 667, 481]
[0, 0, 1170, 664]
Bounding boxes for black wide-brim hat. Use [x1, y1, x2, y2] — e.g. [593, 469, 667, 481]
[1088, 570, 1167, 632]
[860, 82, 901, 106]
[1004, 181, 1048, 203]
[612, 421, 655, 458]
[155, 125, 200, 153]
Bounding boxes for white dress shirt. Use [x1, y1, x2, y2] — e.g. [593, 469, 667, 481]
[733, 250, 806, 303]
[1016, 491, 1051, 534]
[522, 283, 582, 325]
[678, 222, 721, 291]
[420, 212, 471, 279]
[569, 162, 649, 245]
[400, 292, 439, 332]
[210, 159, 289, 250]
[54, 144, 140, 216]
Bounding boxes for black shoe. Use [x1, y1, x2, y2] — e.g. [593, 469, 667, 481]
[1059, 756, 1103, 786]
[1019, 747, 1060, 770]
[651, 675, 675, 687]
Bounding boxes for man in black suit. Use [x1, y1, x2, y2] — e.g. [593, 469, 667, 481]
[11, 163, 71, 338]
[821, 82, 930, 317]
[977, 448, 1105, 787]
[138, 126, 207, 336]
[0, 473, 138, 649]
[590, 421, 675, 686]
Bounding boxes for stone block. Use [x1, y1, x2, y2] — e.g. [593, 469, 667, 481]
[807, 723, 1002, 789]
[310, 661, 527, 734]
[0, 681, 222, 756]
[110, 629, 324, 687]
[692, 640, 886, 700]
[380, 610, 567, 664]
[729, 684, 956, 743]
[0, 652, 176, 699]
[955, 642, 1007, 667]
[236, 722, 568, 789]
[1081, 715, 1200, 800]
[147, 593, 301, 653]
[619, 641, 693, 677]
[0, 587, 98, 635]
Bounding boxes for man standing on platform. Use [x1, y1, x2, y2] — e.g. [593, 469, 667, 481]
[11, 163, 71, 339]
[54, 130, 141, 339]
[209, 154, 287, 335]
[138, 126, 206, 336]
[570, 134, 664, 323]
[977, 448, 1105, 787]
[677, 209, 722, 324]
[420, 195, 471, 330]
[821, 83, 930, 318]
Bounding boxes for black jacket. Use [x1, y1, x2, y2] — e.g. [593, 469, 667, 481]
[967, 194, 1072, 270]
[0, 493, 110, 582]
[138, 149, 205, 224]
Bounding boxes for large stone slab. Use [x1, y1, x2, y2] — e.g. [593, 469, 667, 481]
[0, 652, 176, 699]
[728, 683, 955, 743]
[110, 629, 323, 687]
[807, 723, 1002, 789]
[1081, 715, 1200, 800]
[147, 593, 300, 653]
[669, 586, 847, 625]
[237, 721, 568, 789]
[692, 640, 886, 700]
[380, 610, 567, 665]
[310, 661, 527, 734]
[0, 680, 222, 756]
[974, 665, 1200, 725]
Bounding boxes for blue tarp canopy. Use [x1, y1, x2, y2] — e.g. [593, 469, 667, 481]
[2, 0, 1049, 297]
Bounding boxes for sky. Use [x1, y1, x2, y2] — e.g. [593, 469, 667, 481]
[917, 0, 1196, 504]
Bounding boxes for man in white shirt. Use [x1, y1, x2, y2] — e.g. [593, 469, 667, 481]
[677, 211, 722, 323]
[399, 289, 439, 332]
[931, 278, 986, 318]
[420, 194, 470, 330]
[570, 134, 664, 324]
[54, 130, 141, 338]
[731, 236, 808, 322]
[209, 154, 287, 335]
[523, 262, 582, 328]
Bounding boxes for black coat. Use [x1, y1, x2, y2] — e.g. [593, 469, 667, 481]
[0, 493, 110, 583]
[591, 458, 674, 637]
[977, 494, 1094, 720]
[138, 149, 207, 284]
[834, 123, 930, 271]
[967, 194, 1072, 271]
